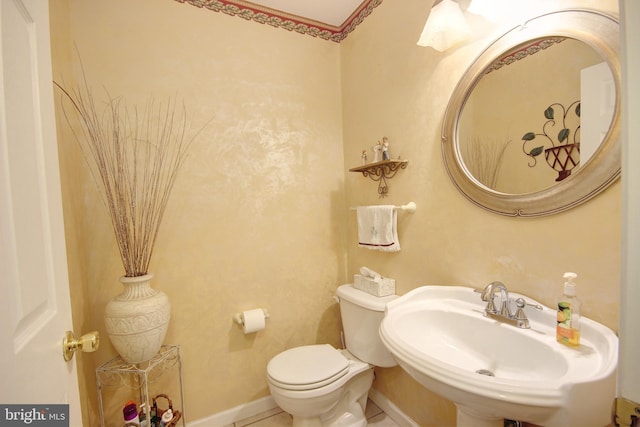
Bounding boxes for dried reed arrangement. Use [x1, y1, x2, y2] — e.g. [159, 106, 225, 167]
[463, 136, 511, 190]
[55, 80, 199, 277]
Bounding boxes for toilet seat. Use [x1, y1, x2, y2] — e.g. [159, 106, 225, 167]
[267, 344, 350, 391]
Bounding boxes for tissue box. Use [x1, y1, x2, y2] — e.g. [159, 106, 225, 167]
[353, 274, 396, 297]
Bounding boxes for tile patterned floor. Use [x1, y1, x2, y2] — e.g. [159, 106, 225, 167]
[226, 399, 399, 427]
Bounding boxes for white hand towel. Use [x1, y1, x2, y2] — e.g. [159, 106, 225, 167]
[357, 205, 400, 252]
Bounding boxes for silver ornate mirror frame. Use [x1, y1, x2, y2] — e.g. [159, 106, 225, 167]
[442, 9, 620, 217]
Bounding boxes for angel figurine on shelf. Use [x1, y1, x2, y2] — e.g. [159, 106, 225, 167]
[372, 140, 382, 162]
[382, 136, 390, 160]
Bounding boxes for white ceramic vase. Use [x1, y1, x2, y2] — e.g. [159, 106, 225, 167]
[104, 274, 170, 363]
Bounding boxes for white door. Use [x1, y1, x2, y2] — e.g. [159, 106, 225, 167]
[580, 61, 615, 165]
[619, 0, 640, 418]
[0, 0, 81, 422]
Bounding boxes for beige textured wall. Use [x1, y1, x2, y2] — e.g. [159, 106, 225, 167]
[51, 0, 345, 424]
[50, 1, 97, 425]
[51, 0, 621, 425]
[341, 0, 620, 425]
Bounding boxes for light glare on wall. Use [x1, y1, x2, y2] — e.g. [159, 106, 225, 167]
[417, 0, 471, 51]
[467, 0, 509, 22]
[468, 0, 547, 23]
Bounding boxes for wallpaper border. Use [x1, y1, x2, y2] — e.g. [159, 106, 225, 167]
[174, 0, 383, 42]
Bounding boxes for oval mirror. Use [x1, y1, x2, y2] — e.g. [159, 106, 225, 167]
[442, 9, 620, 217]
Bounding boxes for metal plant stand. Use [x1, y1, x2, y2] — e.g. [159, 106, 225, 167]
[96, 345, 185, 427]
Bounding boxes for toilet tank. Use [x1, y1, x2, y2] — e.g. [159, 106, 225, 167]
[336, 284, 397, 368]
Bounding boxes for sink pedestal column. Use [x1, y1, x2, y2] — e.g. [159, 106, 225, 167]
[456, 407, 503, 427]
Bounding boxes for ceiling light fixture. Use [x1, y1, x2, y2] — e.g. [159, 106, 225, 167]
[417, 0, 471, 51]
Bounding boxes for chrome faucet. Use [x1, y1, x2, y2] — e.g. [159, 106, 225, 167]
[479, 281, 511, 317]
[476, 282, 542, 329]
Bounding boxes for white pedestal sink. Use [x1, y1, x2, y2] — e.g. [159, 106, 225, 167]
[379, 286, 618, 427]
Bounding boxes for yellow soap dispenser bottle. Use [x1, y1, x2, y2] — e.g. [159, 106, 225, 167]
[556, 272, 581, 347]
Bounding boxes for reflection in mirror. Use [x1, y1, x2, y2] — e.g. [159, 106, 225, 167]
[459, 37, 614, 194]
[441, 9, 620, 217]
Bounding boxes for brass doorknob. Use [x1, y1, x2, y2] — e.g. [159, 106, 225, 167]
[62, 330, 99, 361]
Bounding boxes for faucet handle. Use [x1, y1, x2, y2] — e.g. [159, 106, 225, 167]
[511, 298, 533, 328]
[474, 288, 498, 313]
[513, 297, 543, 329]
[474, 287, 500, 313]
[474, 286, 491, 301]
[515, 297, 543, 311]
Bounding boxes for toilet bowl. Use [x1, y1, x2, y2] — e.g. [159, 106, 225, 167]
[267, 284, 397, 427]
[268, 345, 373, 427]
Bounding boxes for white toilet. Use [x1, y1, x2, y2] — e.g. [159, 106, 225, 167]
[267, 284, 397, 427]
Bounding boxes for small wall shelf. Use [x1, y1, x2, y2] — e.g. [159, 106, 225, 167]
[349, 159, 408, 197]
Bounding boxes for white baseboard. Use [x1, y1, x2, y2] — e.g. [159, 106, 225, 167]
[368, 388, 419, 427]
[187, 395, 278, 427]
[188, 389, 417, 427]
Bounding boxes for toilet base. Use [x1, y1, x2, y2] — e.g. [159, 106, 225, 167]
[321, 399, 368, 427]
[275, 367, 374, 427]
[291, 399, 369, 426]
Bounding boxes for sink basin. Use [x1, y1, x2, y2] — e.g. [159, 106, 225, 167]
[379, 286, 618, 427]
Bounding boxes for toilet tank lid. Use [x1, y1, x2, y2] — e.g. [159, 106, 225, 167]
[336, 284, 397, 311]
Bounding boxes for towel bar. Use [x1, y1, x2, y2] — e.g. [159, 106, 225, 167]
[349, 201, 416, 213]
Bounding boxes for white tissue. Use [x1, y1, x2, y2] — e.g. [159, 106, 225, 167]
[360, 266, 382, 280]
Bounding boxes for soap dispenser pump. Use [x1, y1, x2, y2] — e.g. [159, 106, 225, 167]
[556, 272, 581, 347]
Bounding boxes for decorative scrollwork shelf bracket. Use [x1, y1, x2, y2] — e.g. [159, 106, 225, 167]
[349, 159, 408, 197]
